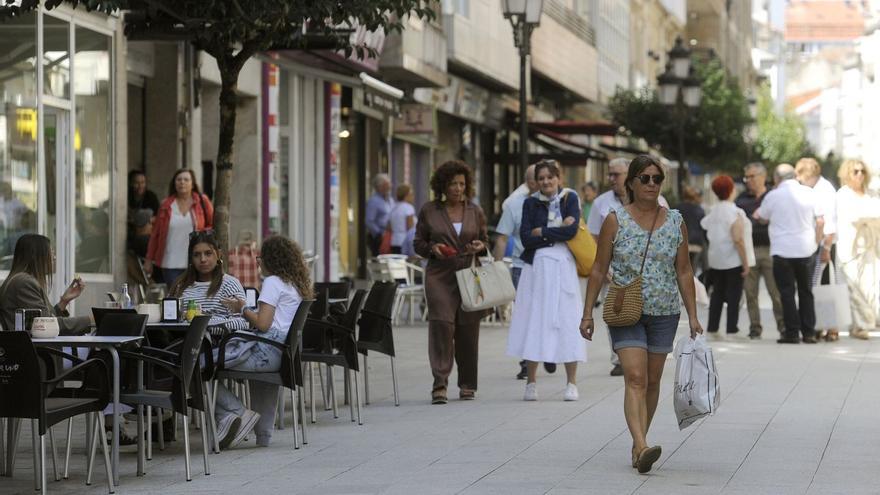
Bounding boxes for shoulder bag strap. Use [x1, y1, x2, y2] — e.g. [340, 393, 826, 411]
[638, 207, 662, 275]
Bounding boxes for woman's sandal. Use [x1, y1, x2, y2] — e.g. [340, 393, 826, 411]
[631, 447, 639, 468]
[431, 387, 448, 405]
[636, 446, 662, 474]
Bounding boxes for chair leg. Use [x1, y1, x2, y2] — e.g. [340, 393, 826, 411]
[157, 408, 165, 451]
[298, 385, 309, 445]
[146, 405, 152, 461]
[329, 366, 339, 419]
[204, 386, 220, 454]
[136, 405, 145, 476]
[9, 418, 21, 477]
[96, 410, 115, 493]
[86, 414, 97, 485]
[363, 354, 371, 405]
[199, 411, 210, 476]
[289, 388, 299, 450]
[30, 420, 40, 492]
[391, 356, 400, 407]
[182, 413, 192, 482]
[319, 365, 330, 411]
[39, 432, 46, 495]
[353, 370, 363, 426]
[348, 368, 356, 422]
[308, 364, 316, 424]
[63, 418, 73, 479]
[48, 424, 59, 481]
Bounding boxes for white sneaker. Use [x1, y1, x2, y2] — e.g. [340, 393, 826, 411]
[523, 382, 538, 401]
[228, 409, 260, 449]
[216, 414, 241, 450]
[563, 383, 579, 401]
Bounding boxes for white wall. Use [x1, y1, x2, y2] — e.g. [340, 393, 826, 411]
[443, 0, 519, 89]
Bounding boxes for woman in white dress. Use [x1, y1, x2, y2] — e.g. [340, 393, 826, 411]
[507, 160, 586, 401]
[836, 159, 880, 340]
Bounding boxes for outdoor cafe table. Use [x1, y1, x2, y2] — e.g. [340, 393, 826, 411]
[30, 335, 143, 486]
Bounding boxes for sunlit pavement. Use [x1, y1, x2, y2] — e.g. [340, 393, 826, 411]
[3, 298, 879, 495]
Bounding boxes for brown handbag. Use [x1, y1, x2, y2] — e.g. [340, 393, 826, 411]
[603, 207, 661, 327]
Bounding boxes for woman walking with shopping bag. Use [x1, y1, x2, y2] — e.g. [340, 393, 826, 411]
[507, 159, 587, 401]
[413, 160, 488, 404]
[580, 155, 704, 473]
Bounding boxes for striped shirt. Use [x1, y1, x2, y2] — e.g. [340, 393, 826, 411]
[179, 274, 249, 330]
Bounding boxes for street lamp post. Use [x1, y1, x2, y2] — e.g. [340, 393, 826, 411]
[503, 0, 544, 171]
[657, 36, 702, 196]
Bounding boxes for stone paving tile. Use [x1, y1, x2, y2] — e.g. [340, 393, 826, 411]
[2, 303, 879, 495]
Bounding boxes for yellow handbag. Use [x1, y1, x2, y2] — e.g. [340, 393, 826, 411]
[603, 207, 660, 327]
[562, 192, 597, 277]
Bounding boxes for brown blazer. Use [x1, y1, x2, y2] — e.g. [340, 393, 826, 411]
[0, 272, 91, 334]
[413, 200, 489, 324]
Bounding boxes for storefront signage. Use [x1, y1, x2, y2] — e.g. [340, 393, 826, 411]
[394, 104, 434, 134]
[363, 90, 400, 116]
[414, 74, 491, 125]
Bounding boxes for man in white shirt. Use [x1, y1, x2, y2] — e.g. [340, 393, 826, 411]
[494, 164, 556, 379]
[755, 163, 824, 344]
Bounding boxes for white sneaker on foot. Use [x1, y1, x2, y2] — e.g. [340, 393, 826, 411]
[228, 409, 260, 449]
[563, 383, 579, 401]
[523, 382, 538, 401]
[216, 414, 241, 450]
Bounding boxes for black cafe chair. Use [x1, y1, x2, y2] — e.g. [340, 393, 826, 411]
[302, 291, 367, 425]
[113, 315, 211, 482]
[355, 281, 400, 406]
[215, 300, 314, 449]
[0, 332, 114, 495]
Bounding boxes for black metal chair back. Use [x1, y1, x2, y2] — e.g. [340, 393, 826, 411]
[357, 281, 399, 356]
[311, 281, 352, 320]
[338, 290, 368, 331]
[168, 315, 209, 413]
[279, 299, 314, 390]
[0, 332, 43, 420]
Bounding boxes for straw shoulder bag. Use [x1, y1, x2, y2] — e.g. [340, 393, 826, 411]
[603, 207, 661, 327]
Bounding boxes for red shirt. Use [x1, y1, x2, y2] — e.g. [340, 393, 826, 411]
[146, 193, 214, 267]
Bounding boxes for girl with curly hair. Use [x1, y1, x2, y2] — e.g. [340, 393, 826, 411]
[215, 235, 313, 449]
[413, 160, 488, 404]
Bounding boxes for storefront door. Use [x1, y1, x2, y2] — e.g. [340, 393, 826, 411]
[43, 108, 74, 299]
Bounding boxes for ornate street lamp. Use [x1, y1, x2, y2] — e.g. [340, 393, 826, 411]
[503, 0, 544, 170]
[657, 36, 702, 195]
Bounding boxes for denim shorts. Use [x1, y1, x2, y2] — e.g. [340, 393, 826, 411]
[609, 314, 681, 354]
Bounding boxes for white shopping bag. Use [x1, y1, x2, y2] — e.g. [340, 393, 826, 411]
[673, 334, 720, 430]
[813, 261, 852, 331]
[693, 276, 709, 307]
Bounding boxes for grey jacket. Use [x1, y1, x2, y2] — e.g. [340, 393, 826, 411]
[0, 273, 91, 334]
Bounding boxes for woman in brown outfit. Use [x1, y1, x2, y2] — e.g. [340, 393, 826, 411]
[414, 160, 488, 404]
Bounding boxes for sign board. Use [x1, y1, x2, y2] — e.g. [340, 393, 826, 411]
[414, 74, 491, 125]
[393, 104, 435, 134]
[363, 90, 400, 116]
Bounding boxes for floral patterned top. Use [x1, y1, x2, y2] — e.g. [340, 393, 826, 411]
[610, 206, 683, 315]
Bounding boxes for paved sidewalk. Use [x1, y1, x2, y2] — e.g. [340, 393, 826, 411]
[3, 304, 879, 495]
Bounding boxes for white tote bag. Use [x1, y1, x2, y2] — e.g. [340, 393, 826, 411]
[455, 257, 516, 312]
[673, 335, 720, 430]
[813, 261, 852, 331]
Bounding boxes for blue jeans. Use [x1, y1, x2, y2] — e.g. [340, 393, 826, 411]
[214, 342, 282, 443]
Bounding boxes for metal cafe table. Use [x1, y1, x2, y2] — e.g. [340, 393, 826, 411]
[29, 335, 143, 487]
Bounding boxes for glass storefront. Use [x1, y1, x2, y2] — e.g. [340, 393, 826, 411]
[0, 13, 38, 269]
[0, 8, 116, 283]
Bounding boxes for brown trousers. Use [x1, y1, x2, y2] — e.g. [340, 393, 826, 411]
[428, 314, 480, 392]
[744, 245, 786, 334]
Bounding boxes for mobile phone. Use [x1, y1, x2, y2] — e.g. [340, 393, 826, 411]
[245, 287, 259, 308]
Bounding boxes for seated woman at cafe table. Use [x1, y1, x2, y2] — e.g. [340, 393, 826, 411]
[0, 234, 92, 333]
[167, 230, 249, 331]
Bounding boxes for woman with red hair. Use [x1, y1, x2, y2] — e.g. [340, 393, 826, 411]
[700, 175, 755, 336]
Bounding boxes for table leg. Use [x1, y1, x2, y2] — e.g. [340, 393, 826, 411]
[108, 347, 121, 486]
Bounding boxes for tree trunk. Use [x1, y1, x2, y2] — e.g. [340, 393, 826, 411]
[213, 55, 243, 256]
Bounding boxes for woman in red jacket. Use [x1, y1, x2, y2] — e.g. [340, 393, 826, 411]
[145, 169, 213, 285]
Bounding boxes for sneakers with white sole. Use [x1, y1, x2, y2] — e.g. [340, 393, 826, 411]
[563, 383, 579, 401]
[228, 409, 260, 449]
[216, 414, 241, 450]
[523, 382, 538, 401]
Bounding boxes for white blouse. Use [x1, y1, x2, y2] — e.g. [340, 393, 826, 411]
[162, 201, 194, 269]
[701, 201, 755, 270]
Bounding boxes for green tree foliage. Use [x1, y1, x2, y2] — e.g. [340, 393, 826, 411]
[607, 58, 752, 173]
[2, 0, 435, 250]
[754, 84, 810, 167]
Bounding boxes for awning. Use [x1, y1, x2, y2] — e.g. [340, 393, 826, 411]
[529, 120, 618, 136]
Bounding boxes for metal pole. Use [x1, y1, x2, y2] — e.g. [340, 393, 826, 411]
[519, 22, 530, 171]
[677, 97, 687, 197]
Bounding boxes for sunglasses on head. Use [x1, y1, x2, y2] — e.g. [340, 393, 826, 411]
[636, 174, 664, 185]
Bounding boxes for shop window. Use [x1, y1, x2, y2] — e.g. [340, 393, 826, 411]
[73, 26, 112, 274]
[0, 12, 38, 269]
[43, 14, 70, 99]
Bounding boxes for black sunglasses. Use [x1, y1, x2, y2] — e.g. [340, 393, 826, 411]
[189, 229, 216, 241]
[636, 174, 664, 185]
